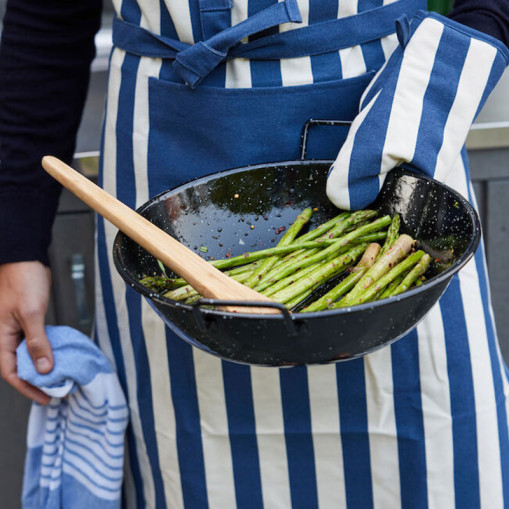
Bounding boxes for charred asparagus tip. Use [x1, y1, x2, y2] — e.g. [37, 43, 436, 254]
[354, 243, 381, 271]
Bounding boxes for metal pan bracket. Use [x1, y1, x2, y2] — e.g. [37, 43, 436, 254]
[300, 119, 352, 160]
[191, 299, 298, 336]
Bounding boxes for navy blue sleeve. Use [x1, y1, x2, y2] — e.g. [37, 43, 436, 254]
[0, 0, 102, 265]
[449, 0, 509, 46]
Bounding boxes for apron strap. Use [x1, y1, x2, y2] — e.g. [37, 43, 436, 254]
[174, 0, 302, 87]
[112, 0, 426, 89]
[113, 0, 301, 88]
[199, 0, 233, 40]
[233, 0, 425, 60]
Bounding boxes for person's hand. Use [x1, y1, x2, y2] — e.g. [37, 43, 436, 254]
[0, 261, 53, 404]
[327, 11, 509, 210]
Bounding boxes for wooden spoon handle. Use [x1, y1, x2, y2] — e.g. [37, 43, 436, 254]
[42, 156, 278, 314]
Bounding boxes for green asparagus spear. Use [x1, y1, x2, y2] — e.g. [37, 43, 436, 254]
[301, 243, 381, 312]
[155, 231, 383, 286]
[141, 206, 439, 313]
[139, 275, 185, 292]
[210, 237, 362, 271]
[354, 232, 387, 244]
[379, 213, 400, 257]
[324, 210, 378, 239]
[225, 262, 260, 276]
[184, 294, 203, 305]
[350, 251, 426, 305]
[337, 234, 415, 307]
[163, 271, 251, 301]
[244, 208, 313, 288]
[164, 284, 200, 301]
[379, 274, 406, 299]
[269, 244, 367, 305]
[301, 269, 365, 311]
[274, 230, 386, 273]
[391, 253, 431, 296]
[255, 215, 391, 292]
[253, 241, 349, 292]
[164, 261, 260, 287]
[286, 285, 320, 310]
[267, 210, 374, 272]
[142, 212, 379, 292]
[261, 253, 339, 297]
[283, 238, 376, 311]
[295, 212, 350, 242]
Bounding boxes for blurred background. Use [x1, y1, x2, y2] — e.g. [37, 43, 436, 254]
[0, 1, 508, 507]
[428, 0, 454, 14]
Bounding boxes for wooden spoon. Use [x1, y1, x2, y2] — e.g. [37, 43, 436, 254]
[42, 156, 278, 314]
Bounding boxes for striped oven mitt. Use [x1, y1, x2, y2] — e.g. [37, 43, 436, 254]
[17, 326, 128, 509]
[326, 10, 509, 211]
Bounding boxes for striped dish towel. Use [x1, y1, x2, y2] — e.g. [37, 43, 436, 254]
[16, 326, 128, 509]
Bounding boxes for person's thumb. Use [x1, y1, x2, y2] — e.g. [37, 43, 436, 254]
[21, 317, 54, 374]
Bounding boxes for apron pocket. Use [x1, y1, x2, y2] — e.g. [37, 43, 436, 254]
[147, 71, 375, 192]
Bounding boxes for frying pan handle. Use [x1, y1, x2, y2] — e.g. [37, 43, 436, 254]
[300, 119, 352, 160]
[191, 299, 298, 337]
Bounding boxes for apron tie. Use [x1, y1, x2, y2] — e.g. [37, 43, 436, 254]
[176, 0, 300, 88]
[113, 0, 425, 88]
[114, 0, 293, 89]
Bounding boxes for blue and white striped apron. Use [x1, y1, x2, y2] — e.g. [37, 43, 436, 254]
[95, 1, 509, 507]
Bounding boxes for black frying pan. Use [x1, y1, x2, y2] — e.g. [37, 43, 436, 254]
[112, 160, 480, 366]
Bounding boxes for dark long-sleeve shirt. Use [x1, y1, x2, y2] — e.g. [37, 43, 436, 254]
[0, 0, 101, 265]
[0, 0, 508, 266]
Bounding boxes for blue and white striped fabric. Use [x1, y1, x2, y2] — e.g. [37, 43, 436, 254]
[94, 1, 509, 507]
[17, 326, 128, 509]
[327, 10, 509, 210]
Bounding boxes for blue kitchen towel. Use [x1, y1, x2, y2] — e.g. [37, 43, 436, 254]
[17, 326, 128, 509]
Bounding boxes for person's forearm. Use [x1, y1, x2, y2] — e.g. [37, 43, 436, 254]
[449, 0, 509, 46]
[0, 0, 102, 265]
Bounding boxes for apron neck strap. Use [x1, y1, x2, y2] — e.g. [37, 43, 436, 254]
[199, 0, 233, 40]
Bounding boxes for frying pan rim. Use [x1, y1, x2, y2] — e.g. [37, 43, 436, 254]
[112, 161, 481, 319]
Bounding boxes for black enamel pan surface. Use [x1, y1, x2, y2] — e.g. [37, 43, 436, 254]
[113, 162, 480, 366]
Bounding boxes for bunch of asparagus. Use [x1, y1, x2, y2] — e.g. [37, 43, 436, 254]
[140, 208, 432, 311]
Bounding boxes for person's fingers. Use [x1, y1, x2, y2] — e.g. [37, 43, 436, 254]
[0, 349, 50, 405]
[0, 262, 54, 402]
[18, 308, 54, 374]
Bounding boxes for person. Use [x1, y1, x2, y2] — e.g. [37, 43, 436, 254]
[1, 0, 509, 507]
